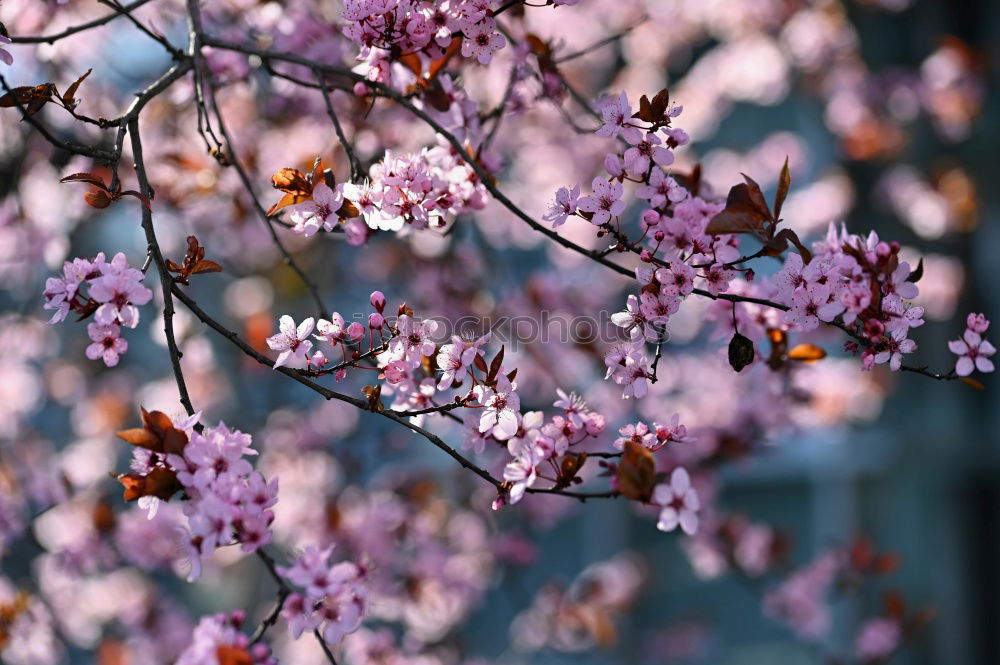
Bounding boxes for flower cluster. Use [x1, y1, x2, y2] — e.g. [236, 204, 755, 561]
[613, 414, 688, 452]
[176, 611, 276, 665]
[761, 550, 844, 641]
[42, 252, 152, 367]
[116, 412, 277, 581]
[267, 295, 384, 372]
[168, 423, 278, 576]
[353, 147, 489, 233]
[948, 312, 994, 376]
[342, 0, 507, 72]
[496, 392, 606, 505]
[278, 545, 368, 646]
[770, 226, 926, 372]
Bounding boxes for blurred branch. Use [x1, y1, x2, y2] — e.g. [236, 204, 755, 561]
[9, 0, 158, 44]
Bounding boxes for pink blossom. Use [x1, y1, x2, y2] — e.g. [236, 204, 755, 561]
[577, 178, 625, 226]
[0, 35, 11, 66]
[473, 374, 521, 440]
[460, 19, 505, 65]
[286, 182, 345, 237]
[595, 92, 641, 143]
[948, 327, 995, 376]
[854, 617, 901, 661]
[652, 468, 700, 535]
[623, 132, 674, 174]
[873, 329, 916, 371]
[316, 312, 365, 345]
[85, 322, 128, 367]
[636, 168, 686, 209]
[543, 185, 580, 228]
[266, 315, 315, 369]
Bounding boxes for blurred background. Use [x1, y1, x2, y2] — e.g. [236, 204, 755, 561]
[0, 1, 998, 664]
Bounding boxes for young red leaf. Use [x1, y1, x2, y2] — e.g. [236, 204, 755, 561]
[705, 181, 773, 235]
[60, 172, 110, 191]
[787, 343, 827, 361]
[773, 156, 791, 221]
[62, 68, 93, 107]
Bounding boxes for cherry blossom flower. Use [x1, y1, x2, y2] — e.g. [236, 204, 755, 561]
[277, 546, 367, 646]
[391, 314, 438, 365]
[623, 132, 674, 174]
[612, 350, 651, 399]
[613, 422, 656, 450]
[435, 333, 489, 390]
[577, 178, 625, 226]
[595, 91, 641, 143]
[543, 184, 580, 228]
[636, 168, 686, 208]
[461, 19, 506, 64]
[286, 182, 345, 237]
[948, 325, 995, 376]
[266, 315, 315, 369]
[854, 617, 901, 661]
[85, 322, 127, 367]
[652, 467, 700, 535]
[88, 254, 153, 328]
[553, 388, 588, 428]
[176, 612, 276, 665]
[785, 285, 829, 332]
[504, 444, 543, 504]
[315, 312, 365, 345]
[873, 328, 916, 371]
[473, 374, 521, 440]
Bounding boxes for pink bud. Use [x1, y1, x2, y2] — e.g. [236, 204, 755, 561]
[346, 321, 365, 342]
[604, 153, 623, 178]
[642, 209, 660, 227]
[335, 368, 347, 382]
[967, 312, 989, 334]
[369, 312, 384, 329]
[654, 231, 665, 242]
[370, 291, 386, 312]
[353, 81, 370, 96]
[640, 250, 653, 262]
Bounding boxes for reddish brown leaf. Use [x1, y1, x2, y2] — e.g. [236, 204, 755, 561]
[270, 167, 312, 197]
[337, 199, 361, 219]
[62, 68, 92, 107]
[772, 228, 813, 264]
[114, 427, 159, 450]
[116, 467, 182, 502]
[84, 189, 113, 209]
[216, 646, 254, 665]
[0, 83, 57, 116]
[616, 441, 656, 502]
[426, 37, 462, 83]
[960, 377, 985, 390]
[773, 156, 791, 222]
[705, 181, 773, 236]
[488, 345, 505, 382]
[60, 172, 110, 191]
[119, 190, 152, 211]
[191, 260, 223, 275]
[525, 34, 550, 57]
[266, 191, 311, 217]
[362, 385, 384, 412]
[787, 343, 827, 361]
